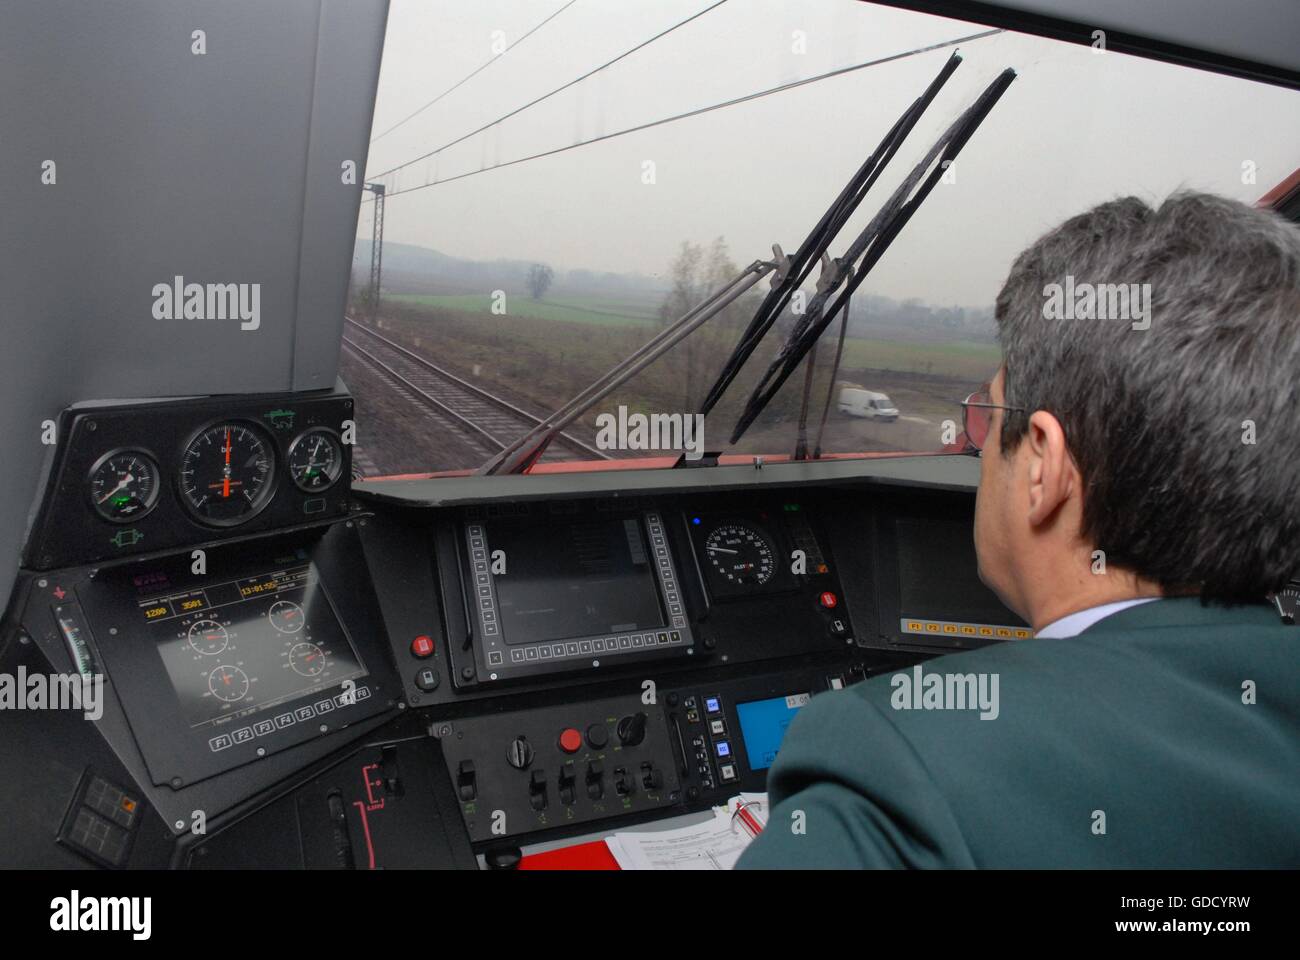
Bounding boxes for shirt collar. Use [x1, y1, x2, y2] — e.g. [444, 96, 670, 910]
[1034, 597, 1161, 639]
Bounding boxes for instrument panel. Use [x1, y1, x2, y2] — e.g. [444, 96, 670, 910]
[411, 494, 858, 700]
[23, 390, 355, 570]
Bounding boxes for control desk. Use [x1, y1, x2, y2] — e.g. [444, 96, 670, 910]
[0, 388, 1076, 869]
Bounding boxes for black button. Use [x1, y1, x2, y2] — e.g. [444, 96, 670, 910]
[414, 667, 440, 691]
[586, 722, 609, 749]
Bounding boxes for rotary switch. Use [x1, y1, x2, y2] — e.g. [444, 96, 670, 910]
[506, 736, 534, 770]
[616, 712, 647, 747]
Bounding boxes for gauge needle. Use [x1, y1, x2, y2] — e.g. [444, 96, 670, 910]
[97, 474, 133, 504]
[707, 546, 739, 555]
[223, 427, 231, 498]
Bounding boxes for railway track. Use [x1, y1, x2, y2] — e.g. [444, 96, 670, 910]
[340, 316, 612, 465]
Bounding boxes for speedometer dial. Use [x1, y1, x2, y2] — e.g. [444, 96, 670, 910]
[179, 422, 276, 526]
[705, 524, 776, 586]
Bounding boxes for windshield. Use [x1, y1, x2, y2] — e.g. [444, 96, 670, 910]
[344, 0, 1300, 477]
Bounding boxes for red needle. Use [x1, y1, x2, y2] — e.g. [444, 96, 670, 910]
[222, 428, 231, 498]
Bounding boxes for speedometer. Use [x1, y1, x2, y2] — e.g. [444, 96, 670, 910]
[704, 523, 776, 586]
[179, 422, 276, 526]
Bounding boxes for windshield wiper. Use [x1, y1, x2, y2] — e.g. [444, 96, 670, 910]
[726, 66, 1017, 447]
[474, 52, 1013, 476]
[697, 51, 964, 420]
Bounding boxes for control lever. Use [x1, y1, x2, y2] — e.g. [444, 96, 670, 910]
[585, 761, 604, 800]
[529, 770, 548, 811]
[456, 760, 477, 802]
[613, 766, 635, 797]
[640, 761, 663, 791]
[558, 765, 577, 806]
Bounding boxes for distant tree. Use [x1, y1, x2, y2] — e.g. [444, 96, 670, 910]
[658, 241, 702, 328]
[526, 263, 554, 300]
[656, 237, 759, 409]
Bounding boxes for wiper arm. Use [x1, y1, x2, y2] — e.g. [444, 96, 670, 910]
[476, 259, 776, 475]
[728, 67, 1017, 446]
[698, 51, 964, 418]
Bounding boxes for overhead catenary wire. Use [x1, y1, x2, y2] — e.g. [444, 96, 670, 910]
[370, 0, 581, 144]
[368, 0, 732, 182]
[360, 27, 1003, 202]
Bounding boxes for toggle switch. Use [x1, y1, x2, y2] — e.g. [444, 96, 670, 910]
[457, 759, 477, 802]
[558, 765, 576, 806]
[585, 761, 604, 800]
[529, 770, 548, 811]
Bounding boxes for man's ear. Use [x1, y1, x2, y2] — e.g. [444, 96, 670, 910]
[1024, 410, 1076, 527]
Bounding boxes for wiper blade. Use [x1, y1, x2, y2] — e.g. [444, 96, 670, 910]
[698, 51, 964, 417]
[728, 66, 1017, 446]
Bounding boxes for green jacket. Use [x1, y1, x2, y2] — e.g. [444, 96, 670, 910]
[736, 598, 1299, 868]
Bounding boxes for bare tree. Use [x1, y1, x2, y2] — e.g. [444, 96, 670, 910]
[526, 263, 554, 300]
[658, 241, 701, 327]
[655, 237, 758, 409]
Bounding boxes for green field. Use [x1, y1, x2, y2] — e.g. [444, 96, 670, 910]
[387, 294, 999, 380]
[388, 293, 658, 329]
[839, 337, 1001, 382]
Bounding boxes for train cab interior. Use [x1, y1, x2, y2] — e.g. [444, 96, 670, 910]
[1, 0, 1297, 872]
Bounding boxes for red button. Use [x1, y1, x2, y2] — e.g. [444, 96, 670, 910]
[819, 591, 838, 609]
[559, 728, 583, 754]
[411, 635, 435, 658]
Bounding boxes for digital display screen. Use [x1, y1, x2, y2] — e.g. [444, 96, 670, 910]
[736, 693, 809, 771]
[484, 516, 665, 645]
[143, 563, 366, 729]
[895, 518, 1027, 627]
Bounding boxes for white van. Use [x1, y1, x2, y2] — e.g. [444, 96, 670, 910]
[838, 387, 899, 421]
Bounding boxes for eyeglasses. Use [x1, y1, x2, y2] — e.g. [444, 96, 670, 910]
[960, 386, 1024, 452]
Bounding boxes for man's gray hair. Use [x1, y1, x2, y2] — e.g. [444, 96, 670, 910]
[995, 191, 1300, 601]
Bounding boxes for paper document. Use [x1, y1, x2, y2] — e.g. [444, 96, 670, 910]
[605, 793, 768, 870]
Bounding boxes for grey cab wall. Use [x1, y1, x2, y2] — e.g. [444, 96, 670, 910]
[0, 0, 389, 603]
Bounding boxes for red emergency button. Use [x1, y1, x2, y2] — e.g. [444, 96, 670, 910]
[819, 591, 838, 609]
[411, 635, 435, 659]
[558, 728, 583, 754]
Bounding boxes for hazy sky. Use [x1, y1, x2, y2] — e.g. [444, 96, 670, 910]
[361, 0, 1300, 307]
